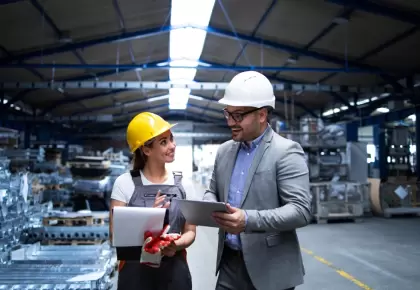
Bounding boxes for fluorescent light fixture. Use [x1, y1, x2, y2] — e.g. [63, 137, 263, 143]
[356, 99, 369, 106]
[286, 57, 297, 64]
[147, 95, 169, 103]
[156, 61, 170, 67]
[370, 96, 378, 101]
[168, 0, 216, 110]
[189, 95, 205, 101]
[322, 109, 334, 116]
[407, 114, 416, 122]
[376, 107, 390, 113]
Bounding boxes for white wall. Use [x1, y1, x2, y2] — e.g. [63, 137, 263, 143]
[166, 137, 193, 178]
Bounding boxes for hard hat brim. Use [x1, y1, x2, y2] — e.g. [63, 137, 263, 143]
[130, 123, 177, 153]
[218, 97, 275, 109]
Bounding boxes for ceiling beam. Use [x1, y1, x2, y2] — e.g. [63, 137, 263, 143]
[1, 80, 409, 94]
[0, 25, 401, 81]
[326, 0, 420, 26]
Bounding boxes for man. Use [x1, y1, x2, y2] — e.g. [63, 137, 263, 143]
[203, 71, 312, 290]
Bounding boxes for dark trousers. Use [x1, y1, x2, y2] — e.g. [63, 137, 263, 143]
[117, 254, 192, 290]
[215, 246, 295, 290]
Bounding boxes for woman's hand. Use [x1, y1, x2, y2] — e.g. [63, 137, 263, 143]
[153, 190, 170, 208]
[161, 240, 178, 257]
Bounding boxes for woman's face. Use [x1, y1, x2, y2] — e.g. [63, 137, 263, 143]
[145, 130, 176, 164]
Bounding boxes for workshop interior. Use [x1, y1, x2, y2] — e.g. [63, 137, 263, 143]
[0, 0, 419, 289]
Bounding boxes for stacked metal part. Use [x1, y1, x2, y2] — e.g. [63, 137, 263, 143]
[2, 148, 46, 172]
[0, 242, 115, 289]
[67, 156, 113, 211]
[26, 225, 110, 244]
[0, 155, 53, 254]
[36, 172, 74, 206]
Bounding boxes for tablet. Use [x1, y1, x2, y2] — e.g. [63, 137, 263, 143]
[176, 199, 228, 228]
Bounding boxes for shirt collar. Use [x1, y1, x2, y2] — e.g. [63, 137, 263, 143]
[241, 124, 270, 150]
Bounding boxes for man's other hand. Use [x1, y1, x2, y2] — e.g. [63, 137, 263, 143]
[212, 204, 246, 234]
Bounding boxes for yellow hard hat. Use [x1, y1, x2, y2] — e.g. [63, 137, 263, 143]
[126, 112, 176, 153]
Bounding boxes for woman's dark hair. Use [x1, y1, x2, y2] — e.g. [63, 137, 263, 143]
[132, 138, 155, 171]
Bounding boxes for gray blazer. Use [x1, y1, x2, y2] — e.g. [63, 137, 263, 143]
[203, 126, 312, 290]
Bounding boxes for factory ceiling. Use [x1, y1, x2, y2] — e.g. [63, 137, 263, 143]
[0, 0, 419, 130]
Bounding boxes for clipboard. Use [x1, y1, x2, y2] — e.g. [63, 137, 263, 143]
[176, 199, 228, 228]
[112, 206, 169, 261]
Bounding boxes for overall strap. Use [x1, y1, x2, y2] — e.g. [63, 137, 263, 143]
[129, 170, 144, 186]
[172, 171, 186, 199]
[172, 171, 183, 185]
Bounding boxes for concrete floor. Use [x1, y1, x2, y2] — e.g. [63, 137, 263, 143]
[111, 182, 420, 290]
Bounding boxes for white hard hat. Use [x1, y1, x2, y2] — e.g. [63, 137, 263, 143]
[219, 71, 275, 109]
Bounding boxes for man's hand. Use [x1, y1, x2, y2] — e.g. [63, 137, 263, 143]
[212, 204, 246, 234]
[153, 190, 170, 208]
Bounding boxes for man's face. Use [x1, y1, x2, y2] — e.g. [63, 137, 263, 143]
[223, 106, 264, 142]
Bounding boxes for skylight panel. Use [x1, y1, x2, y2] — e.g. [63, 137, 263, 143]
[168, 0, 216, 110]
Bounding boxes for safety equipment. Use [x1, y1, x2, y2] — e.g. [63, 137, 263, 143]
[126, 112, 176, 152]
[140, 225, 181, 268]
[218, 71, 275, 109]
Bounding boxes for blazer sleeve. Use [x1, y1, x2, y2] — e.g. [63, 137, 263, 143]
[245, 141, 312, 232]
[202, 149, 220, 202]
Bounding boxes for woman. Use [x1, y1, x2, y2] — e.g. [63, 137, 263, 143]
[109, 112, 196, 290]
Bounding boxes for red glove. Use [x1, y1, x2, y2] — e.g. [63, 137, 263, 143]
[140, 225, 181, 267]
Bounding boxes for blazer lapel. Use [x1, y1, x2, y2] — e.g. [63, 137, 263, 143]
[240, 128, 274, 207]
[223, 142, 240, 202]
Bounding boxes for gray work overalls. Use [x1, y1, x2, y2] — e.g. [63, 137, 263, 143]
[117, 170, 192, 290]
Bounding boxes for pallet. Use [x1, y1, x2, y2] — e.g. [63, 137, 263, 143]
[383, 212, 420, 218]
[43, 216, 94, 226]
[43, 214, 108, 226]
[43, 239, 105, 246]
[315, 217, 363, 224]
[45, 184, 62, 190]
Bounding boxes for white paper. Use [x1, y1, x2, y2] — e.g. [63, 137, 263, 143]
[112, 206, 166, 247]
[394, 186, 408, 200]
[66, 270, 106, 282]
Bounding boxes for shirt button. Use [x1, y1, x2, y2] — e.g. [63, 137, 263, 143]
[237, 190, 240, 193]
[247, 153, 250, 156]
[241, 172, 244, 175]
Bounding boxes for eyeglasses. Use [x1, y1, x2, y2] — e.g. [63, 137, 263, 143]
[223, 107, 261, 122]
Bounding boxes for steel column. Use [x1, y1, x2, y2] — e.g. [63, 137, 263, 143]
[373, 124, 387, 180]
[416, 108, 420, 177]
[346, 122, 358, 142]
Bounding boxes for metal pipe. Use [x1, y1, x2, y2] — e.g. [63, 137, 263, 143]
[4, 115, 113, 122]
[0, 81, 403, 94]
[75, 132, 231, 139]
[0, 63, 387, 73]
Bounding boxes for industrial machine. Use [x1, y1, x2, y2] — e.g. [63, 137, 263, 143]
[374, 126, 420, 218]
[280, 118, 370, 223]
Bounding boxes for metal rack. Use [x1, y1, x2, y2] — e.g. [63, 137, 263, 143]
[311, 182, 370, 223]
[0, 153, 116, 289]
